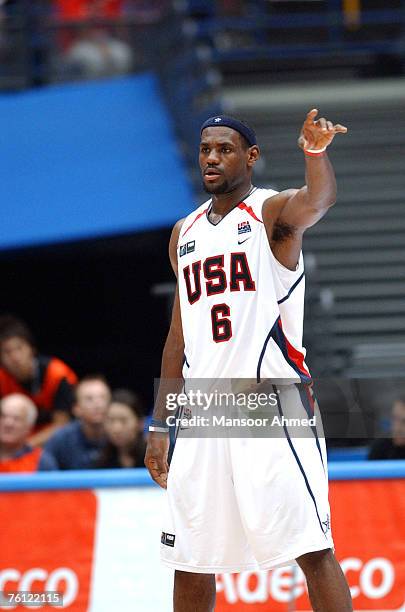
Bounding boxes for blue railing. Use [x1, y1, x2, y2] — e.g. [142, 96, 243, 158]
[0, 461, 404, 492]
[195, 9, 405, 32]
[327, 447, 368, 462]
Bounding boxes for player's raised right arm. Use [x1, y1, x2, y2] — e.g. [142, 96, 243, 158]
[144, 219, 185, 489]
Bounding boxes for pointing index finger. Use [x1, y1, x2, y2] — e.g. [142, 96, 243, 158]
[305, 108, 318, 123]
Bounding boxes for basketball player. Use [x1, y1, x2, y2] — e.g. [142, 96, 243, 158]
[145, 110, 352, 611]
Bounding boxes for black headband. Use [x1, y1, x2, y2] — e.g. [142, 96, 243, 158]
[200, 115, 257, 147]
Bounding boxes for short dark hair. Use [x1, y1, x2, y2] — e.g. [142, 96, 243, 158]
[110, 388, 145, 418]
[0, 315, 35, 349]
[75, 374, 111, 401]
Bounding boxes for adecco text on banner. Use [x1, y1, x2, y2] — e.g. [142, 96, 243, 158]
[0, 491, 97, 611]
[0, 568, 77, 608]
[216, 557, 396, 605]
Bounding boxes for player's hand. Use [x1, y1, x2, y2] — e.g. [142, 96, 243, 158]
[145, 431, 170, 489]
[298, 109, 348, 153]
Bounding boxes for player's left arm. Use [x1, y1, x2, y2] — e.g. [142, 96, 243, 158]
[262, 109, 347, 270]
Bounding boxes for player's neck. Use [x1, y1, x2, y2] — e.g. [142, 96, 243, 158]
[211, 182, 253, 217]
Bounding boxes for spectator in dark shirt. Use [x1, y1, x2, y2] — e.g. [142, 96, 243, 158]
[45, 374, 111, 469]
[96, 388, 146, 468]
[0, 315, 77, 446]
[0, 394, 57, 472]
[369, 397, 405, 460]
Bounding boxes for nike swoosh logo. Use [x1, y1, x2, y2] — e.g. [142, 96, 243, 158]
[238, 237, 251, 245]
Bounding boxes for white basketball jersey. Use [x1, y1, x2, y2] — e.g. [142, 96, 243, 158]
[177, 187, 310, 381]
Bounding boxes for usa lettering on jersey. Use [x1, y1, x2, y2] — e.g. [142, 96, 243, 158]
[183, 253, 256, 343]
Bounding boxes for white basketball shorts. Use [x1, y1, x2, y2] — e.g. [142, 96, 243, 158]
[160, 383, 334, 574]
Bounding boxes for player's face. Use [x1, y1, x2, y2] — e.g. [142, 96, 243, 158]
[199, 127, 252, 194]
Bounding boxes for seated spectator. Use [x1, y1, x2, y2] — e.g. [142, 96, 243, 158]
[0, 315, 77, 446]
[369, 397, 405, 460]
[0, 394, 57, 472]
[44, 374, 110, 469]
[54, 0, 134, 80]
[96, 388, 146, 468]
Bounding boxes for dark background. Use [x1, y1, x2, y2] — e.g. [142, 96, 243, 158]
[1, 228, 173, 406]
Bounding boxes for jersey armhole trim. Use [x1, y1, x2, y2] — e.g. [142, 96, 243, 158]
[277, 271, 305, 304]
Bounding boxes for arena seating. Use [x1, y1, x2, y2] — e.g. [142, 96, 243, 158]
[185, 0, 405, 85]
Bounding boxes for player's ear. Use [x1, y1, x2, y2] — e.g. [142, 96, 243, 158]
[247, 145, 260, 167]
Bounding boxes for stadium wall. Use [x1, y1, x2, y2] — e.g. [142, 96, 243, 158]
[0, 73, 197, 398]
[0, 73, 193, 250]
[0, 464, 404, 611]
